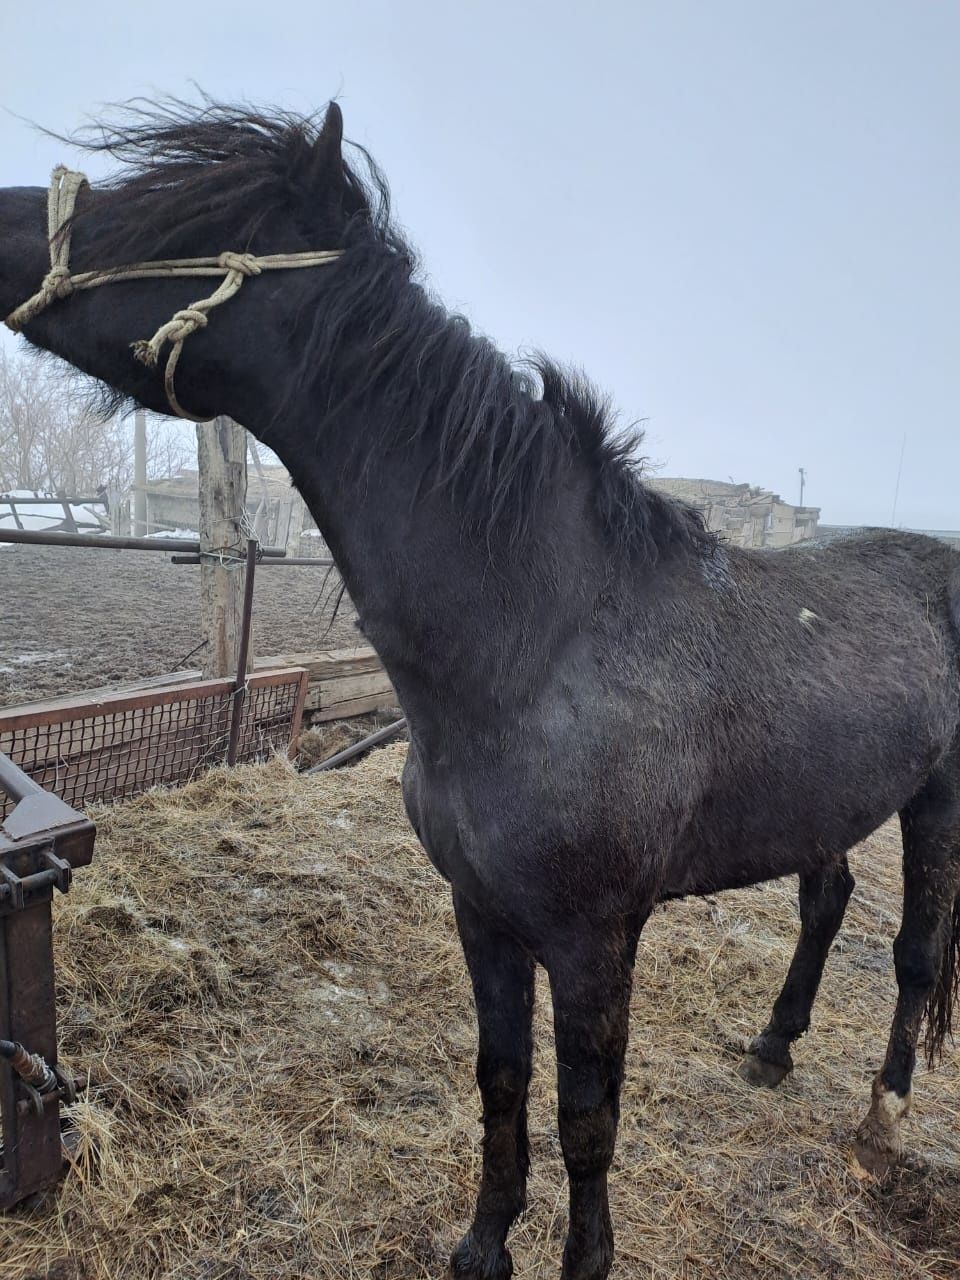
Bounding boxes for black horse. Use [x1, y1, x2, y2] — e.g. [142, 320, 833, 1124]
[2, 101, 958, 1280]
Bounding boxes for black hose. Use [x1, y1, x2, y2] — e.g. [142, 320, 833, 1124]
[0, 1039, 57, 1090]
[304, 717, 407, 774]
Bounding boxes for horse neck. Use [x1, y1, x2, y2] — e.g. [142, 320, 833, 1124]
[264, 404, 604, 733]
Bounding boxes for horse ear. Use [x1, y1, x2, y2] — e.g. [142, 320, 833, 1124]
[313, 102, 345, 179]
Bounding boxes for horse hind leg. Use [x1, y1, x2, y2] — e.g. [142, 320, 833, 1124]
[854, 768, 960, 1177]
[740, 859, 855, 1088]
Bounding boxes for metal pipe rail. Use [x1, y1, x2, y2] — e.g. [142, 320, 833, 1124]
[0, 496, 104, 506]
[0, 527, 287, 555]
[171, 554, 334, 566]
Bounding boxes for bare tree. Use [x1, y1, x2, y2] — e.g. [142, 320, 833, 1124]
[0, 348, 193, 495]
[0, 349, 56, 490]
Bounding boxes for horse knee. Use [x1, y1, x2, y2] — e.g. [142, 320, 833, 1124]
[477, 1052, 529, 1115]
[799, 863, 854, 928]
[559, 1103, 618, 1182]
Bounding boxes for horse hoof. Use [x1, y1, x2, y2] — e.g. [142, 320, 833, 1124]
[449, 1232, 513, 1280]
[851, 1133, 899, 1180]
[851, 1079, 910, 1179]
[738, 1051, 792, 1089]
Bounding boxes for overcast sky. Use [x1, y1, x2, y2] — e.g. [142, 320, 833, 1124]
[3, 2, 957, 528]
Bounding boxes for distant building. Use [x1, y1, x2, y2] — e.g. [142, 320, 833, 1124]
[648, 478, 820, 549]
[143, 465, 319, 550]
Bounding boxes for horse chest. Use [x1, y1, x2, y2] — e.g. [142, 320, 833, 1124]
[400, 749, 499, 899]
[400, 742, 658, 932]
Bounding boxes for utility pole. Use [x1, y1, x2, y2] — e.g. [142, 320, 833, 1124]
[133, 409, 148, 536]
[890, 433, 907, 528]
[798, 467, 806, 508]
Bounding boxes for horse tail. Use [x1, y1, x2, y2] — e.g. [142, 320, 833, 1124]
[924, 893, 960, 1067]
[922, 562, 960, 1067]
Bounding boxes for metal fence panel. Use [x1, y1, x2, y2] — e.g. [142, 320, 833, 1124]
[0, 668, 308, 818]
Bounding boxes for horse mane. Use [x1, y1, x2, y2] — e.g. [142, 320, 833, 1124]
[69, 97, 714, 560]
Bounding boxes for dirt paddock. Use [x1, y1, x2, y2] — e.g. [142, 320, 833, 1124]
[2, 746, 960, 1279]
[0, 543, 357, 707]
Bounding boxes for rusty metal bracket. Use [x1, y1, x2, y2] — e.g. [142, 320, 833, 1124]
[0, 751, 95, 1211]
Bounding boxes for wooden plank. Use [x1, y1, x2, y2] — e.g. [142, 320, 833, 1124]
[253, 646, 384, 681]
[0, 676, 235, 732]
[257, 647, 395, 721]
[254, 646, 394, 718]
[307, 672, 396, 715]
[311, 691, 397, 722]
[1, 668, 205, 714]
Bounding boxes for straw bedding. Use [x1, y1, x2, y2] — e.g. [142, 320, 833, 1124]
[2, 745, 960, 1279]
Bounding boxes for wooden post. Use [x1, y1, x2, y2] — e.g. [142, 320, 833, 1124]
[285, 493, 306, 555]
[196, 417, 249, 678]
[133, 409, 148, 537]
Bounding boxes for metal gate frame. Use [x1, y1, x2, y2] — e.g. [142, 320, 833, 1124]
[0, 753, 95, 1210]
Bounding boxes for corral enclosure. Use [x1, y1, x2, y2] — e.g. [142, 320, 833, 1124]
[0, 747, 958, 1280]
[0, 543, 357, 707]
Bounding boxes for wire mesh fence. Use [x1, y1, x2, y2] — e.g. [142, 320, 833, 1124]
[0, 668, 307, 818]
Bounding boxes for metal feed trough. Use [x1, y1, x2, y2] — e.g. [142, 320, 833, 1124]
[0, 751, 94, 1210]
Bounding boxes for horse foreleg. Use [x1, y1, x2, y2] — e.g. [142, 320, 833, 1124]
[740, 859, 854, 1087]
[450, 890, 535, 1280]
[545, 916, 641, 1280]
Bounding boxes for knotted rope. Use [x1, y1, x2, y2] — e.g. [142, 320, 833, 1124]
[4, 166, 344, 421]
[5, 166, 89, 326]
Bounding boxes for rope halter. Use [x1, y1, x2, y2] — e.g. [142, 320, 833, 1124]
[4, 166, 344, 421]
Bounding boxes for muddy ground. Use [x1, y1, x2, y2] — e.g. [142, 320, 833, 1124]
[0, 543, 358, 707]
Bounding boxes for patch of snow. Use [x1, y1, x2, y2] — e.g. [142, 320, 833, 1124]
[144, 528, 199, 540]
[8, 650, 69, 668]
[0, 492, 108, 533]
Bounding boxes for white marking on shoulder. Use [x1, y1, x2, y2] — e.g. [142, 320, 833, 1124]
[798, 607, 819, 629]
[701, 547, 733, 592]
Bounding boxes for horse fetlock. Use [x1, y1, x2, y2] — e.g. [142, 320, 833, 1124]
[560, 1226, 614, 1280]
[449, 1231, 513, 1280]
[852, 1077, 912, 1178]
[738, 1035, 794, 1088]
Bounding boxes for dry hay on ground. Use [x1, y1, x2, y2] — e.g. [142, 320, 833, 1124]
[2, 747, 960, 1279]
